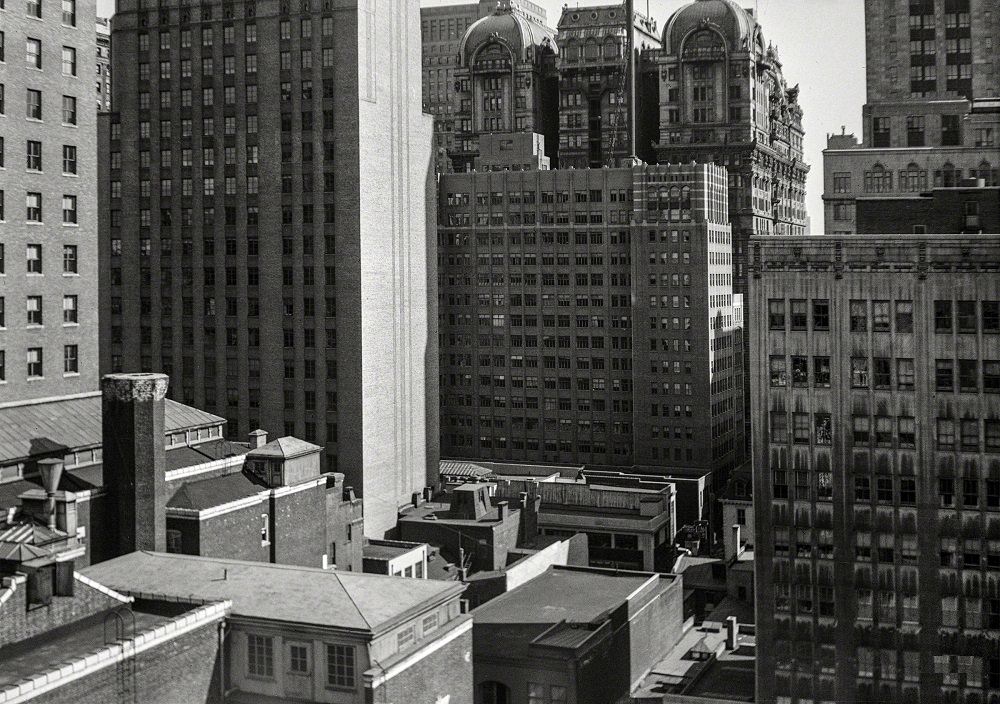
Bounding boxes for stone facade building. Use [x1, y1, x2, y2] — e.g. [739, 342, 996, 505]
[750, 234, 1000, 703]
[823, 0, 1000, 234]
[99, 0, 438, 538]
[0, 0, 99, 400]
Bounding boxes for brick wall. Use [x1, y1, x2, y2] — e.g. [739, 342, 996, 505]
[0, 576, 124, 648]
[271, 484, 325, 567]
[196, 502, 269, 563]
[368, 621, 473, 704]
[29, 619, 222, 704]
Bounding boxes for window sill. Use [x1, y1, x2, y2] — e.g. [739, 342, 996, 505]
[63, 372, 80, 378]
[63, 323, 79, 328]
[26, 376, 45, 381]
[63, 173, 79, 178]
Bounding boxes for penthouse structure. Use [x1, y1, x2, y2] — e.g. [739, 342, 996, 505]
[750, 235, 1000, 703]
[99, 0, 437, 537]
[0, 0, 99, 400]
[438, 160, 745, 493]
[823, 0, 1000, 234]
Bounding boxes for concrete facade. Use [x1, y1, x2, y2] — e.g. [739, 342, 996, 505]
[99, 0, 437, 538]
[0, 0, 100, 400]
[749, 235, 1000, 703]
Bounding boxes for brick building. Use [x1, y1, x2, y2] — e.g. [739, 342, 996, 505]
[0, 540, 229, 704]
[749, 235, 1000, 703]
[822, 0, 1000, 234]
[855, 181, 1000, 235]
[0, 372, 364, 572]
[0, 0, 99, 400]
[472, 565, 683, 704]
[437, 161, 745, 497]
[85, 551, 474, 704]
[99, 0, 438, 538]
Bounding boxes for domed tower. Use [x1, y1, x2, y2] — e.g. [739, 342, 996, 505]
[449, 1, 557, 172]
[656, 0, 808, 294]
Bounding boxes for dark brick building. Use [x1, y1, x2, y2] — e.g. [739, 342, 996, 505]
[856, 183, 1000, 235]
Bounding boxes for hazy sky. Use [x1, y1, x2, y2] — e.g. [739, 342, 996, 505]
[97, 0, 865, 230]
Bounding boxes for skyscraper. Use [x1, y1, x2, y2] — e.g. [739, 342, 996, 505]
[0, 0, 99, 400]
[100, 0, 437, 538]
[823, 0, 1000, 234]
[750, 234, 1000, 703]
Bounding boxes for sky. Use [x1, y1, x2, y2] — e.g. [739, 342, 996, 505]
[96, 0, 866, 231]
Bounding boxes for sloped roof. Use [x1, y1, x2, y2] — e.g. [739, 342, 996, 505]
[663, 0, 756, 54]
[167, 472, 262, 511]
[0, 393, 225, 465]
[247, 436, 321, 460]
[83, 552, 465, 633]
[459, 2, 556, 66]
[0, 541, 51, 562]
[439, 460, 495, 480]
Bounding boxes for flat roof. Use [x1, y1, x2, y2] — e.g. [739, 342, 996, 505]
[474, 566, 663, 625]
[83, 552, 464, 633]
[363, 540, 424, 561]
[0, 393, 224, 466]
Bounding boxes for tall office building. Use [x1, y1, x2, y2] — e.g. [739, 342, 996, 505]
[100, 0, 437, 538]
[750, 235, 1000, 703]
[0, 0, 99, 401]
[823, 0, 1000, 234]
[421, 0, 548, 172]
[438, 154, 745, 487]
[654, 0, 809, 294]
[96, 17, 112, 111]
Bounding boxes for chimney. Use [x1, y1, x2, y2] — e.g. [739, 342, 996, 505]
[102, 373, 169, 557]
[37, 458, 64, 531]
[423, 486, 434, 502]
[343, 485, 356, 502]
[412, 492, 421, 508]
[497, 500, 508, 521]
[725, 616, 739, 650]
[248, 429, 268, 449]
[729, 524, 742, 561]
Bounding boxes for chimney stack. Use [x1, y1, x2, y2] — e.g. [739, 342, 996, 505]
[725, 616, 739, 650]
[249, 429, 268, 449]
[102, 373, 169, 557]
[497, 500, 508, 521]
[730, 524, 742, 561]
[423, 486, 434, 502]
[412, 492, 421, 508]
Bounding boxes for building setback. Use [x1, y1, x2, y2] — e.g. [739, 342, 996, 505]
[823, 0, 1000, 234]
[96, 17, 112, 111]
[0, 0, 99, 400]
[99, 0, 438, 538]
[438, 162, 745, 493]
[749, 235, 1000, 703]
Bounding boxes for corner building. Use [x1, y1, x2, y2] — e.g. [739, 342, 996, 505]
[750, 235, 1000, 703]
[438, 162, 745, 489]
[99, 0, 438, 538]
[0, 0, 99, 400]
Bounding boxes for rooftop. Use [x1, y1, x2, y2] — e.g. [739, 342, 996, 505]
[247, 436, 321, 460]
[166, 471, 262, 512]
[363, 540, 425, 561]
[473, 566, 664, 625]
[0, 392, 225, 467]
[82, 552, 465, 634]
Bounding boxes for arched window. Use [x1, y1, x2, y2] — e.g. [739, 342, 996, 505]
[603, 38, 620, 59]
[680, 185, 692, 221]
[936, 161, 960, 187]
[584, 39, 599, 60]
[668, 186, 682, 221]
[863, 163, 893, 193]
[900, 162, 926, 192]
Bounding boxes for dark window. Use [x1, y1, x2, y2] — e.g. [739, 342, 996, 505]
[790, 300, 807, 330]
[768, 300, 785, 330]
[934, 300, 953, 333]
[957, 301, 977, 333]
[873, 358, 891, 389]
[813, 357, 830, 386]
[812, 300, 830, 330]
[935, 360, 954, 391]
[850, 300, 867, 332]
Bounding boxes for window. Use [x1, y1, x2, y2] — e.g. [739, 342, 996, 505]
[27, 348, 43, 378]
[62, 145, 76, 174]
[326, 643, 355, 688]
[26, 192, 42, 222]
[288, 643, 310, 675]
[26, 38, 41, 68]
[25, 88, 42, 120]
[851, 357, 869, 388]
[895, 300, 913, 333]
[246, 634, 274, 678]
[872, 301, 890, 331]
[260, 513, 269, 545]
[769, 356, 786, 387]
[983, 301, 999, 333]
[833, 173, 851, 193]
[62, 195, 76, 223]
[61, 46, 76, 76]
[27, 0, 41, 17]
[814, 356, 831, 386]
[812, 300, 830, 330]
[768, 299, 785, 330]
[896, 359, 914, 390]
[849, 300, 867, 332]
[935, 360, 954, 391]
[26, 140, 42, 171]
[62, 95, 76, 125]
[934, 300, 953, 333]
[937, 419, 955, 450]
[63, 295, 77, 323]
[26, 244, 41, 272]
[63, 245, 77, 273]
[789, 300, 807, 330]
[26, 295, 42, 325]
[63, 344, 77, 373]
[61, 0, 75, 25]
[957, 301, 977, 333]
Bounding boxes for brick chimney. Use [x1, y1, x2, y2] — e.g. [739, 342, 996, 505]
[102, 373, 169, 556]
